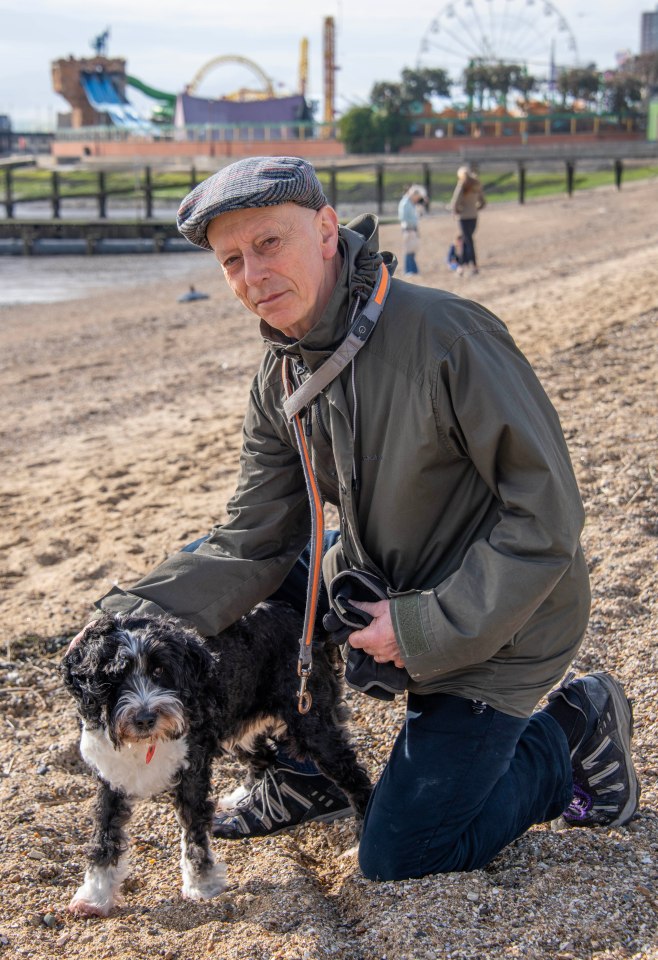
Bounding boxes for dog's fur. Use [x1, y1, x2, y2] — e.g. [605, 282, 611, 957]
[62, 604, 372, 916]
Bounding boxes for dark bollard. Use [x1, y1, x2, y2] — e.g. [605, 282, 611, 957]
[98, 171, 107, 219]
[566, 161, 575, 197]
[518, 162, 526, 205]
[4, 166, 13, 219]
[51, 170, 60, 219]
[144, 166, 153, 219]
[423, 164, 432, 209]
[376, 164, 384, 215]
[614, 159, 623, 190]
[328, 167, 337, 210]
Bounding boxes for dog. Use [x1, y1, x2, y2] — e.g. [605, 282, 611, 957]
[62, 604, 372, 917]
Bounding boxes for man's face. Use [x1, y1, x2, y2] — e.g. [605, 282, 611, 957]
[207, 203, 340, 341]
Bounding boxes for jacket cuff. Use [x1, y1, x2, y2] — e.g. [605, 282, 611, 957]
[391, 592, 449, 682]
[391, 592, 429, 659]
[96, 586, 170, 622]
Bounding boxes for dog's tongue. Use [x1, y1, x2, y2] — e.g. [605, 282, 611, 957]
[145, 743, 156, 764]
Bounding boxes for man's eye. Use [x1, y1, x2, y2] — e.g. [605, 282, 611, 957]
[223, 256, 240, 269]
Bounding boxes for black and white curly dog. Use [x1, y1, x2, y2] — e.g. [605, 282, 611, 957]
[62, 604, 372, 917]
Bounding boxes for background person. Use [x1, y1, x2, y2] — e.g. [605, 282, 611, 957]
[79, 155, 638, 881]
[450, 165, 486, 275]
[397, 184, 426, 276]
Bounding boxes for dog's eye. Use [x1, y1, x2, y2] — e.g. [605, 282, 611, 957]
[152, 666, 164, 679]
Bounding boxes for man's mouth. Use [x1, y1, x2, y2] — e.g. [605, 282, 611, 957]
[256, 291, 286, 308]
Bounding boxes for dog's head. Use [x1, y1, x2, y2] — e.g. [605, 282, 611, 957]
[61, 613, 215, 749]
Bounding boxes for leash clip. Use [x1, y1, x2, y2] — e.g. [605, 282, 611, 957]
[297, 662, 313, 714]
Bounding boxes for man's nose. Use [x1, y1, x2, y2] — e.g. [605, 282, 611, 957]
[242, 252, 268, 286]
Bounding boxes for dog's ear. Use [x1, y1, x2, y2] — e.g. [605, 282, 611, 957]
[61, 614, 116, 724]
[177, 631, 217, 700]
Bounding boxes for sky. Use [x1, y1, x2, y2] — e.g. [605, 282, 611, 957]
[0, 0, 654, 128]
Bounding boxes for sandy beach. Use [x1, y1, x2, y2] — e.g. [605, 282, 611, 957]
[1, 179, 657, 959]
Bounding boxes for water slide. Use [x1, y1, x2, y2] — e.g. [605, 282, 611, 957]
[80, 71, 153, 129]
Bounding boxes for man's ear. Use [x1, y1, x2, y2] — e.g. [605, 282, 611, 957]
[318, 205, 340, 261]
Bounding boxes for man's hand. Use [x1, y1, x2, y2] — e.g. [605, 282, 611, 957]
[67, 621, 96, 653]
[347, 599, 405, 668]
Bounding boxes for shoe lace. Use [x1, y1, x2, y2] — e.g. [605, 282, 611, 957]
[235, 767, 290, 826]
[565, 783, 593, 820]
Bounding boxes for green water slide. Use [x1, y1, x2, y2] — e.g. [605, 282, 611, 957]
[125, 75, 176, 122]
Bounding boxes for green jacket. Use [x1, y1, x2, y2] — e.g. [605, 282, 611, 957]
[100, 218, 590, 717]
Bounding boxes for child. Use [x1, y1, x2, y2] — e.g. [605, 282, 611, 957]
[447, 233, 464, 272]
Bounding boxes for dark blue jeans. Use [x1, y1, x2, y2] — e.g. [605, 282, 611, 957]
[358, 691, 573, 880]
[459, 217, 478, 266]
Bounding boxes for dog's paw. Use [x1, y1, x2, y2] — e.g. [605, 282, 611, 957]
[181, 861, 227, 901]
[67, 862, 128, 917]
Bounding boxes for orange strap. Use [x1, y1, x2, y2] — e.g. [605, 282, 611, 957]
[282, 356, 325, 714]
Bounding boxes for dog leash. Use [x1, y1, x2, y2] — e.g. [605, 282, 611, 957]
[281, 262, 391, 715]
[282, 357, 325, 714]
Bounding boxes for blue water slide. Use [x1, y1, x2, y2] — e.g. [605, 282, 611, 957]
[80, 71, 152, 130]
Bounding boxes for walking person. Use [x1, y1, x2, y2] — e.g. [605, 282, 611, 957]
[75, 156, 639, 881]
[397, 184, 426, 277]
[450, 165, 486, 275]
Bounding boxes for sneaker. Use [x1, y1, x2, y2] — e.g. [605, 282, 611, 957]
[547, 672, 640, 828]
[212, 762, 353, 839]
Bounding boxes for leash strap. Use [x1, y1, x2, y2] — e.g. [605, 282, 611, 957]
[282, 263, 390, 422]
[281, 262, 391, 714]
[282, 357, 325, 714]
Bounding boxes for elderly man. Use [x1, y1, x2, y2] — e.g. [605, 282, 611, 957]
[93, 156, 638, 880]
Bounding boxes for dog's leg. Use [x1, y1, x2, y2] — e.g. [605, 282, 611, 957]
[69, 780, 133, 917]
[288, 712, 373, 821]
[174, 749, 226, 900]
[217, 734, 279, 811]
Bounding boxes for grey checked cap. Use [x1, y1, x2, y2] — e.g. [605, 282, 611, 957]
[177, 156, 329, 250]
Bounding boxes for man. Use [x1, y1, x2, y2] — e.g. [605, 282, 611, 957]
[92, 156, 639, 880]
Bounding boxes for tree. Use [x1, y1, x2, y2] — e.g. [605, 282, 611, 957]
[557, 65, 600, 108]
[337, 106, 385, 154]
[463, 60, 536, 110]
[400, 67, 451, 103]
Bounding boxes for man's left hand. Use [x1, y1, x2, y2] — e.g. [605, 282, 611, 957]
[347, 600, 405, 668]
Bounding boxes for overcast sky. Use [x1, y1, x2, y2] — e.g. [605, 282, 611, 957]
[0, 0, 653, 126]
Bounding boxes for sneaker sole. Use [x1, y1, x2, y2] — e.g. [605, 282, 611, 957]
[590, 672, 640, 827]
[213, 806, 354, 840]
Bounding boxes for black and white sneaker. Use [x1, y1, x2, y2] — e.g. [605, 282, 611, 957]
[547, 672, 640, 828]
[212, 762, 353, 839]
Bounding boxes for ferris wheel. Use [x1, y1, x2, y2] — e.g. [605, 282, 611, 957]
[417, 0, 579, 86]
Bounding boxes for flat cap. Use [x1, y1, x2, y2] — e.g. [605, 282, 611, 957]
[177, 156, 329, 250]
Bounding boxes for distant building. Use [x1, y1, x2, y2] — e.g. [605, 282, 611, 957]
[174, 93, 313, 138]
[641, 5, 658, 54]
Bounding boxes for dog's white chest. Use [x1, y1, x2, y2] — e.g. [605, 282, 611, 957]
[80, 726, 189, 799]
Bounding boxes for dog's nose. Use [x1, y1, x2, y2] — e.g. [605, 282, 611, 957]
[133, 709, 158, 732]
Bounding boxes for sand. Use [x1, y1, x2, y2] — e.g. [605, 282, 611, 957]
[0, 179, 657, 959]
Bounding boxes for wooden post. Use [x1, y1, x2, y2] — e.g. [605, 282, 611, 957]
[98, 171, 107, 218]
[51, 170, 60, 219]
[328, 167, 337, 209]
[614, 159, 623, 190]
[4, 166, 13, 219]
[423, 164, 431, 206]
[144, 166, 153, 219]
[518, 162, 526, 205]
[190, 165, 197, 190]
[566, 161, 575, 197]
[376, 164, 384, 215]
